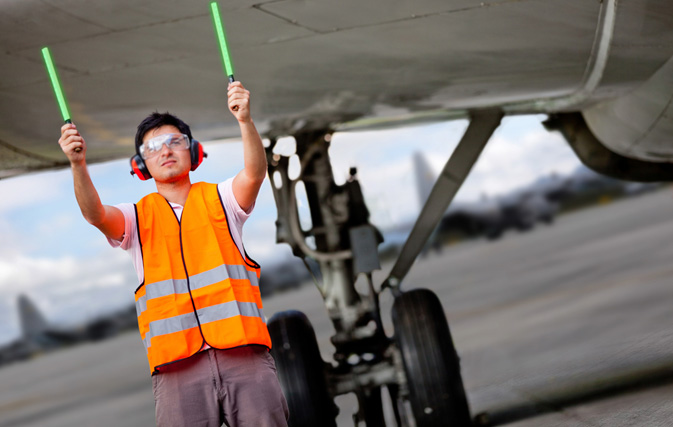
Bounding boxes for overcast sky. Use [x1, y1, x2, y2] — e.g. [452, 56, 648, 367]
[0, 115, 581, 344]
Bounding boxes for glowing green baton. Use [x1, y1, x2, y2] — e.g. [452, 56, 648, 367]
[41, 47, 71, 124]
[42, 46, 81, 152]
[210, 2, 235, 83]
[210, 2, 241, 110]
[42, 46, 85, 154]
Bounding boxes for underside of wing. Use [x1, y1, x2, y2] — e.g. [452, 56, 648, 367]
[2, 0, 673, 178]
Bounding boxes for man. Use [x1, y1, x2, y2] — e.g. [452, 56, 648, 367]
[58, 82, 289, 427]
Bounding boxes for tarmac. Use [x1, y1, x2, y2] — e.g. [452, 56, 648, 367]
[1, 187, 672, 427]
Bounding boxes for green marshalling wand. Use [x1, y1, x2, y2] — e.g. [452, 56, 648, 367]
[42, 47, 71, 123]
[41, 46, 81, 152]
[210, 1, 239, 110]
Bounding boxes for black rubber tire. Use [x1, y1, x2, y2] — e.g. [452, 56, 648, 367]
[392, 289, 471, 426]
[268, 310, 337, 427]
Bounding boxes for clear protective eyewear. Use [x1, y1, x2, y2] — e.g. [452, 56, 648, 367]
[140, 133, 190, 159]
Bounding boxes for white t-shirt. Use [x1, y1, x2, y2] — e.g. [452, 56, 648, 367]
[107, 178, 254, 286]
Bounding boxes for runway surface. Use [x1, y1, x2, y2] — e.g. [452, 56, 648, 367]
[1, 188, 672, 426]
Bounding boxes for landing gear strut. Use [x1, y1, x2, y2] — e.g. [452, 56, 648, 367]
[265, 110, 503, 426]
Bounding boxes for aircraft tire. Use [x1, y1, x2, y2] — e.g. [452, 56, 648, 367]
[268, 310, 337, 427]
[392, 289, 471, 426]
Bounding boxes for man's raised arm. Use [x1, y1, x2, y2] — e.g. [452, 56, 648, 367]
[229, 81, 267, 212]
[58, 123, 125, 241]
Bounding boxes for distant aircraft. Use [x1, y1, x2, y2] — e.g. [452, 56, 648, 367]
[403, 151, 562, 244]
[485, 173, 567, 237]
[413, 151, 503, 242]
[435, 163, 660, 242]
[413, 152, 663, 244]
[3, 1, 673, 425]
[0, 295, 136, 367]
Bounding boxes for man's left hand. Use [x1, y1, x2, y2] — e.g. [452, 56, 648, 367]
[228, 81, 251, 123]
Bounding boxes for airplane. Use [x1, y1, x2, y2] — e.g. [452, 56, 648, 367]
[414, 150, 664, 244]
[404, 152, 566, 246]
[413, 151, 504, 242]
[0, 294, 137, 367]
[430, 163, 662, 242]
[2, 0, 673, 425]
[379, 152, 521, 253]
[412, 151, 561, 242]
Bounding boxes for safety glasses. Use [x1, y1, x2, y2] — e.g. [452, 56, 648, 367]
[140, 133, 190, 159]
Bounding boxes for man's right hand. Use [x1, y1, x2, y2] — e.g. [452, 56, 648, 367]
[59, 122, 125, 242]
[59, 123, 86, 164]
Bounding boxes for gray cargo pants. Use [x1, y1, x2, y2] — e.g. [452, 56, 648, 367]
[152, 345, 289, 427]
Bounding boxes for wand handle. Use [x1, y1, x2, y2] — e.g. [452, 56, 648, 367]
[64, 119, 81, 153]
[228, 75, 239, 111]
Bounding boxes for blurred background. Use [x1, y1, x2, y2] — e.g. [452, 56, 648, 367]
[1, 114, 672, 426]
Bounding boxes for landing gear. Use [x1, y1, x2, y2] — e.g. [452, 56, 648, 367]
[392, 289, 471, 426]
[265, 110, 503, 425]
[268, 311, 337, 427]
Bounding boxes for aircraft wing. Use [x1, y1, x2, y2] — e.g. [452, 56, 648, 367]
[2, 0, 673, 178]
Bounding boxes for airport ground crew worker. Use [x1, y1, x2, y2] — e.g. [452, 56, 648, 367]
[58, 82, 289, 427]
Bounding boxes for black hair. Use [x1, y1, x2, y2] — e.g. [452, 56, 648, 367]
[135, 112, 193, 153]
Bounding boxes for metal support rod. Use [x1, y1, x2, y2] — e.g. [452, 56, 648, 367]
[384, 109, 504, 289]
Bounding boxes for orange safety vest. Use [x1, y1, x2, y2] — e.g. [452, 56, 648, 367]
[134, 182, 271, 374]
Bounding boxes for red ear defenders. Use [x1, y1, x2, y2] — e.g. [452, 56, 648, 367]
[130, 138, 207, 180]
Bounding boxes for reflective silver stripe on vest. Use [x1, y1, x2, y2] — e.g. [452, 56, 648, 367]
[136, 264, 259, 316]
[142, 300, 265, 349]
